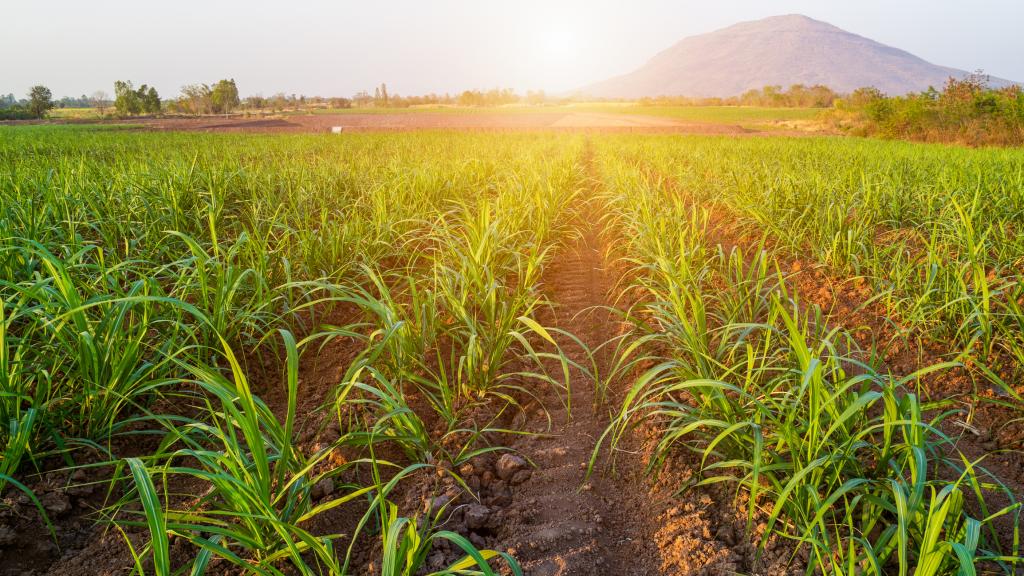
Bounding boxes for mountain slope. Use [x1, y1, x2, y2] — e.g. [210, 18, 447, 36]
[585, 15, 1015, 98]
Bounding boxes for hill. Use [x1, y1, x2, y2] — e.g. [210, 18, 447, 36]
[584, 14, 1016, 98]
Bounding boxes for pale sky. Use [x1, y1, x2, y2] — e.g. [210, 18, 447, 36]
[3, 0, 1021, 99]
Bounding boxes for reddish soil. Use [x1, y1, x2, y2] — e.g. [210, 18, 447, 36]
[481, 154, 803, 575]
[1, 112, 782, 135]
[137, 112, 760, 135]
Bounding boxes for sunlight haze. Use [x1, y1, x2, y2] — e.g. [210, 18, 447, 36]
[4, 0, 1023, 98]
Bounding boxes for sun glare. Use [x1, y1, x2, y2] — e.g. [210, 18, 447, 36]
[528, 23, 582, 74]
[538, 30, 577, 66]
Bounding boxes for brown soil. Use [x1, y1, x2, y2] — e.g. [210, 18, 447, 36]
[6, 112, 789, 136]
[136, 112, 757, 135]
[490, 190, 646, 574]
[484, 151, 802, 575]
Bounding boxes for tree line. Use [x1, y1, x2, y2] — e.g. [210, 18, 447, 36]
[637, 84, 840, 108]
[8, 73, 1020, 145]
[244, 84, 546, 111]
[0, 78, 241, 119]
[0, 86, 57, 119]
[164, 79, 240, 115]
[3, 80, 548, 118]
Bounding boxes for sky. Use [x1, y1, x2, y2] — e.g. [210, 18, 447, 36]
[3, 0, 1022, 99]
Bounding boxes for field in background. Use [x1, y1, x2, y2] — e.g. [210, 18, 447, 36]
[0, 125, 1021, 575]
[576, 103, 824, 127]
[18, 104, 826, 132]
[298, 103, 823, 130]
[45, 107, 107, 119]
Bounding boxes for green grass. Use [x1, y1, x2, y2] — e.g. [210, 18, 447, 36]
[0, 125, 1021, 575]
[0, 126, 588, 573]
[592, 133, 1023, 574]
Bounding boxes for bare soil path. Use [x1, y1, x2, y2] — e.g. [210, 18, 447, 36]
[487, 148, 755, 575]
[492, 193, 656, 575]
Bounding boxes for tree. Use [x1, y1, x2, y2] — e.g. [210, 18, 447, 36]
[525, 90, 546, 105]
[114, 81, 142, 115]
[27, 85, 54, 118]
[210, 79, 240, 114]
[91, 90, 109, 115]
[140, 85, 161, 114]
[113, 81, 161, 116]
[244, 95, 267, 110]
[180, 84, 212, 115]
[328, 97, 351, 109]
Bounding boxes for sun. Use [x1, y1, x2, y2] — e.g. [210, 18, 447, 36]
[529, 24, 581, 72]
[537, 30, 578, 66]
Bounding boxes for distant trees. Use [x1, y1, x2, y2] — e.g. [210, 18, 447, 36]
[211, 79, 240, 113]
[374, 83, 389, 106]
[352, 91, 373, 107]
[244, 95, 267, 110]
[829, 72, 1024, 145]
[54, 94, 94, 108]
[639, 84, 839, 108]
[0, 92, 31, 119]
[141, 86, 160, 113]
[328, 97, 352, 109]
[140, 83, 543, 114]
[0, 86, 54, 119]
[28, 85, 55, 118]
[113, 82, 139, 115]
[167, 79, 240, 115]
[269, 93, 289, 111]
[332, 84, 528, 109]
[525, 90, 547, 105]
[91, 90, 109, 114]
[457, 88, 518, 107]
[738, 84, 837, 107]
[176, 84, 212, 115]
[114, 81, 160, 116]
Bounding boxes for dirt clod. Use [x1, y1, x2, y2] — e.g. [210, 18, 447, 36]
[464, 504, 490, 530]
[41, 492, 71, 517]
[311, 478, 334, 500]
[509, 469, 532, 485]
[495, 454, 528, 480]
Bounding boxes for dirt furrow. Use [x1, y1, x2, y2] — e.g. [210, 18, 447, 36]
[485, 148, 688, 573]
[491, 204, 621, 574]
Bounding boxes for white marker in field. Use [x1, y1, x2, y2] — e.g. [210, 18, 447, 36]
[331, 126, 344, 134]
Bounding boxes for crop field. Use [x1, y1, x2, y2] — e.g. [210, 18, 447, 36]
[0, 125, 1022, 575]
[302, 105, 821, 129]
[575, 104, 825, 128]
[5, 105, 817, 136]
